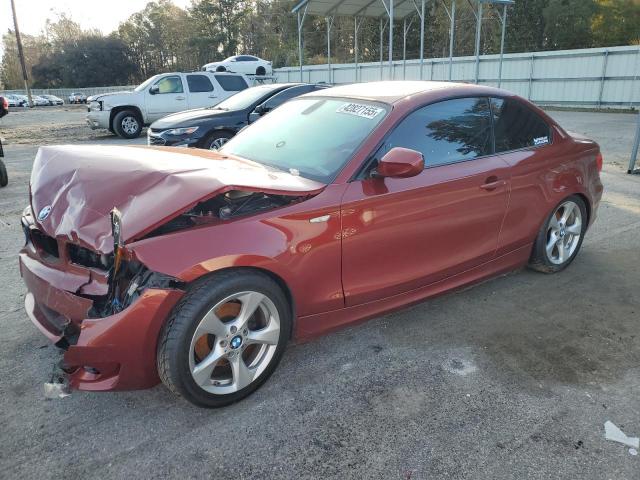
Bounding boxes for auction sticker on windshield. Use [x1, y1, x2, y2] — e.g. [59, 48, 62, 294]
[336, 103, 384, 119]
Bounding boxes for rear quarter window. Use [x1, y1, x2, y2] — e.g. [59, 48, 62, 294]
[491, 97, 551, 152]
[215, 75, 249, 92]
[187, 74, 214, 93]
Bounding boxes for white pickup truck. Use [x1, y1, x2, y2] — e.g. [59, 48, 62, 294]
[86, 72, 250, 138]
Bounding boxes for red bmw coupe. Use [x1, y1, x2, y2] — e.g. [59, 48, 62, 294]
[20, 82, 603, 407]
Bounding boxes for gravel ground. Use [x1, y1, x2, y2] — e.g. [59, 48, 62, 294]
[0, 107, 639, 479]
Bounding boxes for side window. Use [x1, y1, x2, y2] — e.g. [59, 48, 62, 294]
[263, 86, 311, 110]
[187, 74, 214, 93]
[491, 97, 551, 152]
[236, 56, 255, 61]
[380, 97, 493, 168]
[215, 75, 248, 92]
[154, 75, 184, 94]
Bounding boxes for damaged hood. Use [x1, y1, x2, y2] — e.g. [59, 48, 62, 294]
[31, 145, 325, 253]
[87, 91, 134, 102]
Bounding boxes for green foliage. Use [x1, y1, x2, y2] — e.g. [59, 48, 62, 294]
[543, 0, 597, 50]
[2, 0, 640, 89]
[31, 35, 136, 88]
[592, 0, 640, 46]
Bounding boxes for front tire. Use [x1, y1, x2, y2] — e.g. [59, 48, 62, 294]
[157, 270, 291, 408]
[529, 195, 587, 273]
[202, 130, 233, 150]
[216, 66, 226, 72]
[113, 110, 142, 139]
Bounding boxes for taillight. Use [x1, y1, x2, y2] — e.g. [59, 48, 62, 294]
[595, 152, 603, 172]
[2, 97, 7, 110]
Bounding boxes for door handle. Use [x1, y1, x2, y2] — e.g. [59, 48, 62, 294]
[208, 96, 218, 99]
[176, 96, 185, 100]
[480, 176, 505, 191]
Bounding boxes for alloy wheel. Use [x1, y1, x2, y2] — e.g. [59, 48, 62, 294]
[209, 137, 229, 150]
[188, 291, 281, 394]
[121, 116, 139, 135]
[545, 200, 582, 265]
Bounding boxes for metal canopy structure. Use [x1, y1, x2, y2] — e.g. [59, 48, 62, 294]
[293, 0, 513, 85]
[293, 0, 428, 83]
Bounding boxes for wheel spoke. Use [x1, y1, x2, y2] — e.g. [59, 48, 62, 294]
[235, 292, 265, 328]
[230, 355, 254, 391]
[245, 321, 280, 346]
[191, 346, 224, 386]
[548, 214, 560, 230]
[566, 219, 582, 235]
[546, 232, 558, 257]
[195, 309, 227, 338]
[560, 204, 574, 225]
[557, 240, 567, 263]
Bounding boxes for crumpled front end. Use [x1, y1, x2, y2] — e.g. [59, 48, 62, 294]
[19, 208, 184, 391]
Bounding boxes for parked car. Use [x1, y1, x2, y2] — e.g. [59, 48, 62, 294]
[5, 94, 27, 107]
[15, 94, 30, 107]
[68, 92, 87, 104]
[19, 81, 603, 407]
[148, 83, 328, 149]
[40, 94, 64, 106]
[202, 55, 272, 76]
[31, 95, 50, 107]
[86, 72, 250, 139]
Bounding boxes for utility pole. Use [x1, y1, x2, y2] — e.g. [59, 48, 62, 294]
[10, 0, 33, 107]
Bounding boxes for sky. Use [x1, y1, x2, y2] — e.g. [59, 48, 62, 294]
[1, 0, 192, 38]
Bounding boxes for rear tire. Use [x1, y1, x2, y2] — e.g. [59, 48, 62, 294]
[157, 270, 291, 408]
[0, 160, 7, 187]
[528, 195, 587, 273]
[256, 66, 266, 76]
[113, 110, 142, 139]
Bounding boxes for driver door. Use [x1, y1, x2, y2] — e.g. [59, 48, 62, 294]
[146, 75, 187, 121]
[341, 97, 510, 306]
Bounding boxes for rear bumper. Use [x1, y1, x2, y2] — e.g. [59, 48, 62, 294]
[19, 252, 184, 391]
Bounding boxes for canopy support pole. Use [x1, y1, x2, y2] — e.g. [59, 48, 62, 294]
[326, 15, 334, 84]
[297, 4, 308, 82]
[474, 1, 483, 84]
[402, 16, 415, 80]
[354, 17, 364, 82]
[419, 0, 425, 79]
[449, 1, 456, 80]
[497, 3, 508, 87]
[441, 0, 456, 81]
[388, 0, 394, 80]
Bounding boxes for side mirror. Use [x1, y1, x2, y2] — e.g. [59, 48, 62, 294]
[375, 147, 424, 178]
[149, 85, 159, 95]
[254, 104, 269, 115]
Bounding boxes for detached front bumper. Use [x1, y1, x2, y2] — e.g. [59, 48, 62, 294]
[19, 252, 184, 391]
[86, 110, 110, 130]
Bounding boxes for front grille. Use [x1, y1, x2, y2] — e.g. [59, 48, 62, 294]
[148, 133, 166, 146]
[68, 244, 112, 271]
[30, 229, 59, 258]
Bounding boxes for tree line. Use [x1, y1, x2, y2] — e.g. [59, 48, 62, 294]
[1, 0, 639, 89]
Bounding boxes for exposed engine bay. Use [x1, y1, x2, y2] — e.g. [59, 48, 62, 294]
[146, 190, 306, 238]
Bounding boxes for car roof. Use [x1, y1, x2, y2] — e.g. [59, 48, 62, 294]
[310, 81, 511, 104]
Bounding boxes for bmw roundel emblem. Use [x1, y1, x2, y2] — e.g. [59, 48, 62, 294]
[37, 205, 52, 222]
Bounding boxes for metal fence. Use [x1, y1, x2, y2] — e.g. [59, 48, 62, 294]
[0, 85, 136, 102]
[274, 45, 640, 109]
